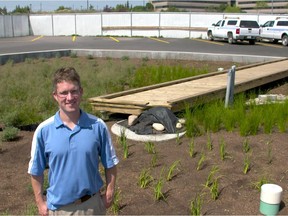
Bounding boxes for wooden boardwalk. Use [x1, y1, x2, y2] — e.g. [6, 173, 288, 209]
[89, 58, 288, 115]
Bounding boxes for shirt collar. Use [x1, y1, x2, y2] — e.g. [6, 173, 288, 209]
[54, 110, 91, 128]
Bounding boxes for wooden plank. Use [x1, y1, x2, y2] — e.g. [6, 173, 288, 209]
[90, 102, 147, 109]
[90, 98, 149, 107]
[91, 105, 144, 115]
[89, 59, 288, 115]
[88, 59, 285, 101]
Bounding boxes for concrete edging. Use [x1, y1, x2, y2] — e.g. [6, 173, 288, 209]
[0, 49, 283, 65]
[111, 120, 186, 142]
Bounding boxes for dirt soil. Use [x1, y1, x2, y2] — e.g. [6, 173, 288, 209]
[1, 67, 288, 215]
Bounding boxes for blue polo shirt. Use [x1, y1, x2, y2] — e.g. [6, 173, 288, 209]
[28, 110, 119, 210]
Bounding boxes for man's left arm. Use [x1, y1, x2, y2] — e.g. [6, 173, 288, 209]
[103, 165, 117, 208]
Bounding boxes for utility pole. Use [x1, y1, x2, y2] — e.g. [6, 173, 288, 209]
[271, 0, 274, 14]
[87, 0, 89, 10]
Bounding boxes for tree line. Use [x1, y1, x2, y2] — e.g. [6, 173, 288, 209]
[0, 0, 285, 15]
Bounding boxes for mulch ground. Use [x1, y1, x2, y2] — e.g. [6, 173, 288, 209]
[1, 82, 288, 215]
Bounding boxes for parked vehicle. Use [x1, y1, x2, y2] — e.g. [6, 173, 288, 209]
[259, 17, 288, 46]
[207, 17, 260, 45]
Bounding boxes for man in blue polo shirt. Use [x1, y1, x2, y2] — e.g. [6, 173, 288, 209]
[28, 67, 119, 215]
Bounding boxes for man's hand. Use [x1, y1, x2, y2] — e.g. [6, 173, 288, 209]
[37, 200, 48, 216]
[103, 166, 117, 208]
[102, 191, 113, 208]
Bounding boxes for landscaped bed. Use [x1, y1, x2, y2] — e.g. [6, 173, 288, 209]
[0, 56, 287, 215]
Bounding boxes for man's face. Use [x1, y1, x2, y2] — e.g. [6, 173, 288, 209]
[53, 81, 83, 114]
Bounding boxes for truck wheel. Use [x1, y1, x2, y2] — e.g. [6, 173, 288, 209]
[207, 31, 214, 41]
[249, 40, 255, 45]
[282, 35, 288, 46]
[228, 33, 234, 44]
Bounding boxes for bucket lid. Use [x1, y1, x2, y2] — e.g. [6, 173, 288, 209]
[260, 184, 283, 204]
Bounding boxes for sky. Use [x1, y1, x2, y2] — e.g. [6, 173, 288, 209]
[0, 0, 149, 12]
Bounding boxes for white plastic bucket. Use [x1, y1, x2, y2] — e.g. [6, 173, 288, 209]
[259, 184, 283, 216]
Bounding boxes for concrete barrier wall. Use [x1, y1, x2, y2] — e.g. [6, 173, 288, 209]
[76, 14, 102, 36]
[13, 15, 30, 36]
[0, 15, 30, 37]
[29, 15, 53, 35]
[1, 13, 287, 38]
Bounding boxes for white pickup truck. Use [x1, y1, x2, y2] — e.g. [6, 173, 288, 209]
[207, 17, 260, 45]
[259, 17, 288, 46]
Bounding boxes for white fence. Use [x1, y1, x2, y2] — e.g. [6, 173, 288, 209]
[1, 13, 287, 38]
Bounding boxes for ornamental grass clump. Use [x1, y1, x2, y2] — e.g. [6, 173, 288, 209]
[138, 168, 153, 189]
[275, 100, 288, 132]
[222, 108, 239, 132]
[145, 141, 156, 154]
[242, 137, 251, 153]
[131, 64, 209, 88]
[204, 166, 219, 188]
[189, 194, 203, 216]
[197, 152, 206, 171]
[261, 105, 276, 134]
[239, 104, 261, 136]
[219, 138, 227, 161]
[243, 154, 251, 174]
[176, 132, 181, 145]
[206, 130, 213, 151]
[183, 104, 201, 138]
[210, 178, 220, 200]
[188, 137, 196, 158]
[153, 168, 166, 201]
[150, 153, 158, 167]
[111, 188, 121, 214]
[166, 160, 181, 181]
[202, 101, 223, 133]
[154, 178, 165, 201]
[252, 176, 270, 192]
[118, 129, 129, 159]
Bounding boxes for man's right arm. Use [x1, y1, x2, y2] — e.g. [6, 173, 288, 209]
[31, 174, 48, 216]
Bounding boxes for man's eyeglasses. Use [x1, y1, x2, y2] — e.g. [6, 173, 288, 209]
[56, 89, 80, 98]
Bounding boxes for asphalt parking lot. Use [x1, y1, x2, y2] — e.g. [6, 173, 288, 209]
[0, 36, 287, 59]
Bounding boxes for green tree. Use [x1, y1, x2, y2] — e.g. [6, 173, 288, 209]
[256, 0, 268, 10]
[162, 6, 182, 12]
[115, 4, 129, 12]
[55, 6, 72, 12]
[132, 3, 154, 12]
[206, 4, 227, 12]
[89, 4, 94, 11]
[103, 5, 113, 12]
[12, 5, 30, 14]
[224, 5, 243, 13]
[132, 6, 146, 12]
[0, 7, 8, 15]
[146, 3, 154, 11]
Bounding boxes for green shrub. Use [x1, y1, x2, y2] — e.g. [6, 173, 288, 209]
[1, 127, 19, 141]
[2, 109, 43, 128]
[86, 54, 94, 60]
[70, 52, 77, 58]
[1, 111, 21, 127]
[121, 55, 130, 61]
